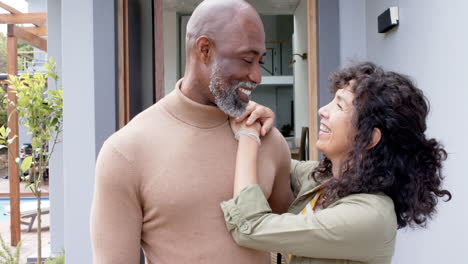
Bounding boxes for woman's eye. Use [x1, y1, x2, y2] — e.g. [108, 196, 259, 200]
[243, 59, 253, 64]
[337, 103, 343, 110]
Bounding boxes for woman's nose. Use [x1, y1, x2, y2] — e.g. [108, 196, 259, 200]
[318, 104, 329, 119]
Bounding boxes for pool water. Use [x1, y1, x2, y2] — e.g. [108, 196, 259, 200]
[0, 197, 49, 222]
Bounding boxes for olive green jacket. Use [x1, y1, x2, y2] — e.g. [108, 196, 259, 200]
[220, 160, 397, 264]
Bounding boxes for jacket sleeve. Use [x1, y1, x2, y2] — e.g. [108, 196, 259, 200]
[220, 184, 388, 262]
[290, 159, 319, 197]
[90, 141, 143, 264]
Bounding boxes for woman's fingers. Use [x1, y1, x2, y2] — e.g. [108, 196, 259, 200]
[247, 106, 275, 136]
[246, 109, 261, 125]
[235, 101, 276, 136]
[235, 101, 257, 123]
[260, 117, 274, 137]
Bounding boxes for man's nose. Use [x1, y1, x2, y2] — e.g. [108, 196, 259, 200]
[248, 65, 262, 84]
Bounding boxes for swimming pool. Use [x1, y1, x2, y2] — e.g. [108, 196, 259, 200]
[0, 197, 50, 222]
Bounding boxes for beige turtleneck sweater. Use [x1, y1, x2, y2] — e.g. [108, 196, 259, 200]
[90, 80, 293, 264]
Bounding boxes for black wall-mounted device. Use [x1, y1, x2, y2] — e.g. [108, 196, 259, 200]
[378, 7, 399, 33]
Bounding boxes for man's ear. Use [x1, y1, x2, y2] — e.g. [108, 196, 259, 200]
[368, 128, 382, 149]
[195, 36, 213, 64]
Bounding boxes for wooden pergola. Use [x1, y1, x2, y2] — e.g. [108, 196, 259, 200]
[0, 1, 47, 246]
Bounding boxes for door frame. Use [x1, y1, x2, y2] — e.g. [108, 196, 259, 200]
[307, 0, 319, 160]
[118, 0, 319, 160]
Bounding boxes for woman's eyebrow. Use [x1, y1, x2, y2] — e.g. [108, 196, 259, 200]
[336, 95, 348, 105]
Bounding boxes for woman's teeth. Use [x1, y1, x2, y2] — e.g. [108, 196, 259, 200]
[320, 124, 331, 133]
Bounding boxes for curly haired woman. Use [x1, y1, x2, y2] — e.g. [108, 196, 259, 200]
[221, 62, 452, 264]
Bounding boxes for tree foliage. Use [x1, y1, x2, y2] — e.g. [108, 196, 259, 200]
[0, 58, 63, 264]
[17, 40, 34, 72]
[0, 33, 6, 73]
[0, 33, 34, 73]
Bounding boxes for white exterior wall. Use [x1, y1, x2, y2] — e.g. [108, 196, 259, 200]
[61, 0, 116, 262]
[317, 0, 340, 109]
[365, 1, 467, 263]
[47, 0, 64, 255]
[163, 10, 178, 95]
[338, 0, 366, 66]
[62, 1, 95, 262]
[292, 0, 308, 144]
[338, 1, 467, 262]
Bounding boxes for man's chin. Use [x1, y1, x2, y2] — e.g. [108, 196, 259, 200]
[218, 105, 246, 118]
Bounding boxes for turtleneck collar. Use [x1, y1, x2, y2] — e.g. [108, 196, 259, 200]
[163, 79, 228, 129]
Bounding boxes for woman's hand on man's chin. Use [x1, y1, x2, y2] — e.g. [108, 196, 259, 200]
[232, 101, 275, 136]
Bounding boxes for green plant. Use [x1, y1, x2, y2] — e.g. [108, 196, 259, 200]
[17, 41, 33, 72]
[1, 57, 63, 264]
[44, 249, 64, 264]
[0, 32, 6, 73]
[0, 88, 7, 129]
[0, 234, 21, 264]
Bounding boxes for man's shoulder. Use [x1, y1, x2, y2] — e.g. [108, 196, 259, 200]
[261, 128, 289, 152]
[259, 128, 290, 165]
[263, 127, 287, 143]
[101, 99, 170, 155]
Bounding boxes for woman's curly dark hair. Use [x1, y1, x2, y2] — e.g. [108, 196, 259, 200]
[313, 62, 452, 228]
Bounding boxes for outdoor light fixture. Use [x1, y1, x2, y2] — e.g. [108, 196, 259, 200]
[289, 53, 308, 66]
[378, 7, 399, 33]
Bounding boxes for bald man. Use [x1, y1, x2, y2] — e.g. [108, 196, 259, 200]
[90, 1, 293, 263]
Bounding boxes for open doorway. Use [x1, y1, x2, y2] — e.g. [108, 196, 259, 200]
[117, 0, 319, 159]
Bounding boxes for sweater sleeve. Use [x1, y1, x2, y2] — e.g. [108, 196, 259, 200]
[220, 184, 389, 262]
[267, 129, 294, 214]
[90, 140, 143, 264]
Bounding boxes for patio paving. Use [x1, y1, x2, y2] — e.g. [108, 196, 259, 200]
[0, 166, 51, 263]
[0, 213, 51, 263]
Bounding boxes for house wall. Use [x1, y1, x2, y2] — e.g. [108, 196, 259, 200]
[338, 0, 366, 66]
[47, 0, 64, 256]
[163, 10, 178, 95]
[61, 0, 116, 262]
[292, 0, 308, 145]
[364, 1, 467, 263]
[61, 0, 95, 262]
[317, 0, 340, 108]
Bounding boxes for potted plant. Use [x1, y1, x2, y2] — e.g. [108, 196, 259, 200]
[0, 57, 63, 264]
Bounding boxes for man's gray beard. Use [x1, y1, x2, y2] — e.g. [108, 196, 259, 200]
[209, 64, 257, 118]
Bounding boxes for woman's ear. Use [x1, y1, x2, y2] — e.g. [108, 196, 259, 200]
[368, 128, 382, 149]
[195, 36, 213, 64]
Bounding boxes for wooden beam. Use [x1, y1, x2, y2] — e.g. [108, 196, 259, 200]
[13, 25, 47, 51]
[117, 0, 124, 128]
[7, 24, 21, 247]
[118, 0, 130, 128]
[0, 2, 44, 28]
[307, 0, 319, 160]
[153, 0, 164, 102]
[0, 1, 21, 14]
[0, 13, 47, 25]
[124, 0, 130, 124]
[21, 26, 47, 36]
